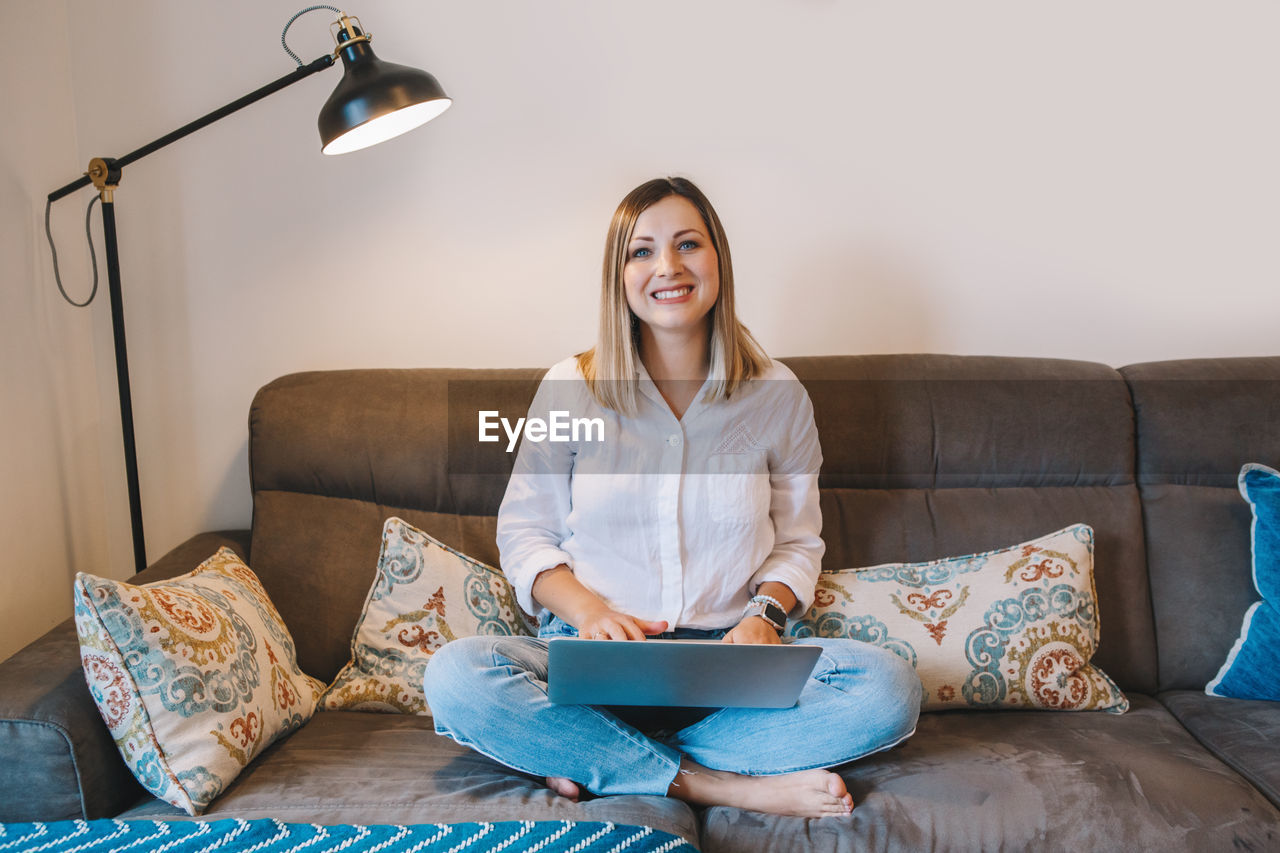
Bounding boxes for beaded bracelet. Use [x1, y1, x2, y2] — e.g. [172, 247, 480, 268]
[748, 593, 785, 612]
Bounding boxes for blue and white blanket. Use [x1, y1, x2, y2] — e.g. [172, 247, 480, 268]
[0, 819, 699, 853]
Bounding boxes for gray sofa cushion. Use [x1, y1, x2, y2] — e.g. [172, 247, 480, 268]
[249, 368, 541, 518]
[1137, 485, 1256, 688]
[699, 695, 1280, 852]
[1161, 690, 1280, 808]
[117, 711, 701, 847]
[1121, 357, 1280, 690]
[786, 355, 1136, 490]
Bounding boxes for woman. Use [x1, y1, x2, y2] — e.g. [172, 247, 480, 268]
[424, 177, 920, 819]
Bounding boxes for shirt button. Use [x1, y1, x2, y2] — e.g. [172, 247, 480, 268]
[667, 434, 682, 447]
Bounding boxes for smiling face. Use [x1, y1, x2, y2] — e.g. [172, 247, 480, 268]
[623, 195, 721, 343]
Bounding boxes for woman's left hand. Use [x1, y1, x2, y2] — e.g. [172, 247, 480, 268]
[722, 615, 783, 645]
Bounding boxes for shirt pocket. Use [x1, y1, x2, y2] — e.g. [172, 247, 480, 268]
[705, 450, 770, 526]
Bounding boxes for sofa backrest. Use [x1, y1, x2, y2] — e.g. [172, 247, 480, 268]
[249, 368, 542, 680]
[248, 356, 1159, 692]
[786, 355, 1156, 694]
[1120, 357, 1280, 692]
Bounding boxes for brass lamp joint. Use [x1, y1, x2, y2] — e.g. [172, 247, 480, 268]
[331, 14, 371, 56]
[86, 157, 121, 203]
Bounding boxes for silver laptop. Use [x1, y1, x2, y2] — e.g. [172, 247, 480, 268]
[547, 638, 821, 709]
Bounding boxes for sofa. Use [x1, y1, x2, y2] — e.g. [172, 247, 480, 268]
[2, 354, 1277, 851]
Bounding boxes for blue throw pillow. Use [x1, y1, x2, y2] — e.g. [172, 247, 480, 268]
[1206, 463, 1280, 701]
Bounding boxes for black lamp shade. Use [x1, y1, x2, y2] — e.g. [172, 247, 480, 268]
[318, 38, 451, 155]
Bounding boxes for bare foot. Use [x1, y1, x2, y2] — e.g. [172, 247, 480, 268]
[545, 775, 580, 801]
[666, 760, 853, 818]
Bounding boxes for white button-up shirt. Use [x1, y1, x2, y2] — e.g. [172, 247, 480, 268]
[497, 356, 825, 630]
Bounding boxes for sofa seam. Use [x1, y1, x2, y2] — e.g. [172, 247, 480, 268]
[1118, 372, 1164, 697]
[249, 487, 503, 520]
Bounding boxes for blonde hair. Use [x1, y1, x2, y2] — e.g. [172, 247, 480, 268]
[577, 177, 769, 413]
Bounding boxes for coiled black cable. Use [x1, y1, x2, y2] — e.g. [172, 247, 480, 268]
[281, 5, 342, 66]
[47, 6, 343, 307]
[45, 194, 100, 307]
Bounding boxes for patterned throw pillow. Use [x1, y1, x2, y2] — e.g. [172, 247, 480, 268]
[74, 548, 323, 815]
[321, 517, 536, 715]
[1206, 463, 1280, 701]
[788, 524, 1129, 713]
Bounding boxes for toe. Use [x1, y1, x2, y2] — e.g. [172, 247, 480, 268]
[545, 776, 579, 800]
[821, 801, 851, 817]
[825, 773, 849, 799]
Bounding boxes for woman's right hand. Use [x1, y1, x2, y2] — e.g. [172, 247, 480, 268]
[532, 565, 667, 640]
[578, 609, 668, 641]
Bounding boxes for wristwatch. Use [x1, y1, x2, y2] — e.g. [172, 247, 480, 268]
[743, 594, 787, 635]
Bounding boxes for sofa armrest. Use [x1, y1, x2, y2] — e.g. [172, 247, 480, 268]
[0, 530, 251, 820]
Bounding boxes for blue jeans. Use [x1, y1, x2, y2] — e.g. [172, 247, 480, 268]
[423, 617, 922, 797]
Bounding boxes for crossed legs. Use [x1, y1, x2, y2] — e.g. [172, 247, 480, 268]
[424, 634, 920, 818]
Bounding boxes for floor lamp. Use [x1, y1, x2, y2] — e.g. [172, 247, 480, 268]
[46, 7, 451, 574]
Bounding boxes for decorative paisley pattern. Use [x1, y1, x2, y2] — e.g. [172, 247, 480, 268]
[892, 585, 970, 646]
[791, 611, 918, 668]
[963, 583, 1100, 708]
[1006, 626, 1097, 709]
[787, 524, 1129, 713]
[321, 518, 537, 716]
[79, 651, 135, 730]
[74, 548, 323, 815]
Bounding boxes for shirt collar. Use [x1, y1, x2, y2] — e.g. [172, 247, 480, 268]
[634, 360, 667, 409]
[634, 358, 713, 423]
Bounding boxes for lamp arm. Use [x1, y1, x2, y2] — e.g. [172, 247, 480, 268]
[48, 53, 335, 203]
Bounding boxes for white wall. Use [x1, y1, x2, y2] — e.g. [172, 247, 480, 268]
[5, 0, 1277, 656]
[0, 0, 118, 661]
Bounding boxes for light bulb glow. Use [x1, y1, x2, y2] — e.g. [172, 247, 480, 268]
[322, 99, 452, 155]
